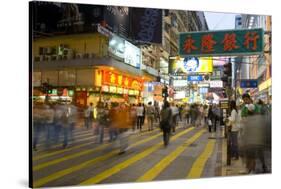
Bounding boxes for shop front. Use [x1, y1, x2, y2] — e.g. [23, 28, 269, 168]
[96, 69, 144, 105]
[258, 78, 272, 103]
[33, 87, 75, 104]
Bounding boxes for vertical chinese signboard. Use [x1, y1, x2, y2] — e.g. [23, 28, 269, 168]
[179, 28, 264, 57]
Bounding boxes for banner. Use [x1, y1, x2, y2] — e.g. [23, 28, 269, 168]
[179, 28, 264, 57]
[131, 8, 163, 44]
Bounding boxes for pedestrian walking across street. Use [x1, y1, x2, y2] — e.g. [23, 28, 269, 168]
[160, 101, 172, 147]
[146, 102, 155, 131]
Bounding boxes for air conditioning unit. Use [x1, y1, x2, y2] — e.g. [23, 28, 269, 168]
[83, 53, 89, 59]
[89, 53, 95, 58]
[42, 55, 48, 61]
[75, 53, 83, 59]
[57, 55, 63, 60]
[46, 55, 52, 61]
[62, 55, 68, 60]
[46, 47, 52, 55]
[34, 56, 40, 62]
[51, 55, 57, 61]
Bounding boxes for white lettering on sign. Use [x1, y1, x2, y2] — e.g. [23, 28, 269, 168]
[209, 80, 223, 88]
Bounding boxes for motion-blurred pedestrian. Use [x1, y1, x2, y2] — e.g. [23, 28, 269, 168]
[146, 102, 155, 131]
[136, 103, 144, 131]
[160, 101, 172, 147]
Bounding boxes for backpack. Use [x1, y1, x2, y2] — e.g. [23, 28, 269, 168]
[160, 108, 172, 130]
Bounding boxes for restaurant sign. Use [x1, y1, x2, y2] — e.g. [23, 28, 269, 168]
[179, 28, 264, 57]
[103, 71, 143, 90]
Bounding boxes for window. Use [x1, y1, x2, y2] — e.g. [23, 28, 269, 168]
[59, 70, 76, 86]
[33, 72, 41, 87]
[42, 71, 58, 86]
[77, 69, 94, 86]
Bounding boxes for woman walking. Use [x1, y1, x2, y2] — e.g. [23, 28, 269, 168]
[228, 100, 240, 160]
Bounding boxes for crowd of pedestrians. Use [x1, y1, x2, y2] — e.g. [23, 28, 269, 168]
[33, 95, 271, 174]
[33, 101, 78, 151]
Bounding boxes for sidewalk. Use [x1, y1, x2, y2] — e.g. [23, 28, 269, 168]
[221, 138, 248, 176]
[221, 133, 272, 176]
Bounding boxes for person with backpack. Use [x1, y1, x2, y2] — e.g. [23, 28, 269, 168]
[146, 102, 155, 131]
[160, 101, 173, 147]
[212, 104, 220, 132]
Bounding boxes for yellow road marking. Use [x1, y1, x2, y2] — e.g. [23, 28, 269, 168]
[137, 129, 205, 182]
[33, 141, 96, 161]
[33, 131, 163, 187]
[36, 131, 93, 147]
[221, 138, 227, 176]
[33, 128, 160, 162]
[79, 127, 195, 185]
[35, 134, 97, 152]
[33, 143, 111, 171]
[187, 139, 216, 178]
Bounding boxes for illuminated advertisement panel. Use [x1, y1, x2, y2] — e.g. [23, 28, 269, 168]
[169, 57, 213, 74]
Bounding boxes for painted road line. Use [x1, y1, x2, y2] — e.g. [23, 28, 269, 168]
[35, 134, 97, 152]
[137, 129, 205, 182]
[79, 127, 195, 185]
[221, 138, 227, 176]
[33, 141, 96, 161]
[33, 131, 163, 187]
[33, 128, 160, 161]
[37, 131, 93, 147]
[187, 139, 216, 178]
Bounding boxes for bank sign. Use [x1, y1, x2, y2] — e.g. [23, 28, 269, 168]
[179, 28, 264, 57]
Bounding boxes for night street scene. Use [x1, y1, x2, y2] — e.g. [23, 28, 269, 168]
[30, 1, 272, 188]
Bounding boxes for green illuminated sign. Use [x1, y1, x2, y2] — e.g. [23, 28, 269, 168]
[52, 89, 57, 95]
[179, 28, 264, 57]
[68, 90, 74, 97]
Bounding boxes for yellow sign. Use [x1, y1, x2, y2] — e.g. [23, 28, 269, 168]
[169, 57, 213, 74]
[182, 97, 189, 102]
[258, 78, 272, 92]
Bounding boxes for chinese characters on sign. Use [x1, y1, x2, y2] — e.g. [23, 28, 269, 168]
[179, 29, 264, 57]
[103, 70, 143, 90]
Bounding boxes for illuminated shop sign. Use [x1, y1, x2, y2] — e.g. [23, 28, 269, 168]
[179, 28, 264, 57]
[109, 86, 117, 93]
[102, 85, 109, 92]
[173, 80, 188, 87]
[187, 75, 203, 81]
[169, 56, 213, 74]
[199, 87, 208, 94]
[103, 71, 143, 90]
[117, 87, 124, 94]
[209, 80, 223, 88]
